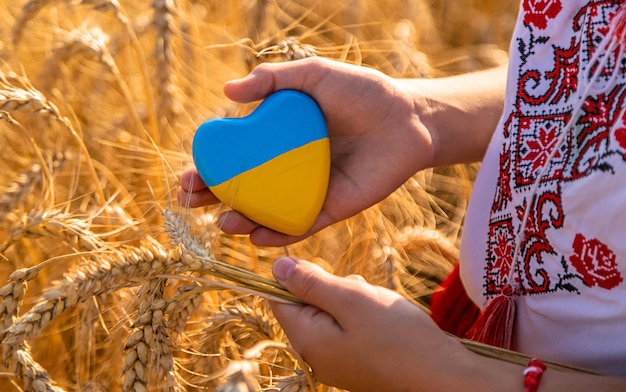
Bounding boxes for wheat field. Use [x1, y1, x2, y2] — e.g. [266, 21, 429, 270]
[0, 1, 519, 391]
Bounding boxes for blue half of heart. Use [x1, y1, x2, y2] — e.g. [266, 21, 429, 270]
[192, 90, 328, 187]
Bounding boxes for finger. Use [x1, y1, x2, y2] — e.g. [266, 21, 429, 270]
[176, 188, 220, 207]
[268, 300, 343, 361]
[271, 257, 367, 324]
[246, 209, 337, 247]
[180, 168, 207, 192]
[346, 274, 367, 283]
[217, 211, 261, 234]
[223, 58, 331, 103]
[248, 227, 309, 247]
[216, 211, 307, 246]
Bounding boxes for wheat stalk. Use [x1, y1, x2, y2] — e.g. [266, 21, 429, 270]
[273, 372, 312, 392]
[0, 209, 292, 392]
[214, 360, 261, 392]
[162, 209, 301, 303]
[11, 0, 49, 47]
[10, 152, 67, 212]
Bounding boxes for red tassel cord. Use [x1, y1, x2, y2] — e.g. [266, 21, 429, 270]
[523, 358, 547, 392]
[430, 264, 480, 337]
[464, 284, 517, 351]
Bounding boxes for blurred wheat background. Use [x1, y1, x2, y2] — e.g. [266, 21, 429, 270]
[0, 0, 518, 391]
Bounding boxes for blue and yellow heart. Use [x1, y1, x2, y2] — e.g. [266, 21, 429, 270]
[192, 90, 330, 236]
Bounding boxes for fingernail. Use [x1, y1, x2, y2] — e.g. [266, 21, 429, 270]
[273, 257, 296, 282]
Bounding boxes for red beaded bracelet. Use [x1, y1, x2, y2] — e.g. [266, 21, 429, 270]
[523, 358, 547, 392]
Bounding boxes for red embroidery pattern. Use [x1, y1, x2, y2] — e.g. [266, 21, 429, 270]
[515, 113, 570, 185]
[487, 221, 515, 294]
[485, 1, 626, 298]
[570, 233, 623, 289]
[517, 38, 580, 106]
[569, 86, 626, 179]
[613, 109, 626, 155]
[523, 0, 563, 30]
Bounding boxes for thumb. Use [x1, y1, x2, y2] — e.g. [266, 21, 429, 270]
[223, 58, 330, 103]
[272, 257, 355, 318]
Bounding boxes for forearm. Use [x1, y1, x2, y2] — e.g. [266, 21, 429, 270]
[471, 353, 625, 392]
[404, 64, 508, 167]
[424, 337, 625, 392]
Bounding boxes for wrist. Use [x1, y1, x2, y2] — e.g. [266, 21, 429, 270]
[403, 66, 507, 167]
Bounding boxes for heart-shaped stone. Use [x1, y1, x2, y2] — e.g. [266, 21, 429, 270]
[192, 90, 330, 235]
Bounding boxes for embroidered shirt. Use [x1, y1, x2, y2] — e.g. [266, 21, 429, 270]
[460, 0, 626, 376]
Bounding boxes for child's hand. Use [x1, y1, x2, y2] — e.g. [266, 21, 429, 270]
[178, 57, 434, 246]
[268, 257, 477, 391]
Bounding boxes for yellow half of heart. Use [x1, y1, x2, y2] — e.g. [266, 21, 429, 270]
[209, 137, 330, 236]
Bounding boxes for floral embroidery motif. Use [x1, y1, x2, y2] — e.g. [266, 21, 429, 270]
[517, 117, 567, 182]
[616, 126, 626, 155]
[614, 110, 626, 155]
[570, 233, 623, 289]
[522, 0, 563, 30]
[486, 221, 515, 294]
[494, 233, 514, 277]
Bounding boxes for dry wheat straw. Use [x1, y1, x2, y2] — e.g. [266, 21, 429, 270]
[183, 299, 277, 386]
[273, 372, 311, 392]
[1, 209, 290, 391]
[245, 340, 316, 391]
[376, 225, 458, 307]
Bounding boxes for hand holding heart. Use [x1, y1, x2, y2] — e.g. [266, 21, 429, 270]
[178, 57, 435, 246]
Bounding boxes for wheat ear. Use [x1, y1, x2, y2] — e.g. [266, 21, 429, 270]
[162, 209, 300, 303]
[123, 278, 179, 392]
[1, 239, 178, 391]
[257, 37, 318, 61]
[0, 71, 106, 205]
[153, 0, 181, 134]
[79, 0, 159, 141]
[2, 209, 105, 254]
[0, 161, 43, 214]
[163, 283, 202, 335]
